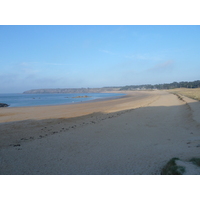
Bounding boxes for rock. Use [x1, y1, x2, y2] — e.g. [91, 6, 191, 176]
[72, 95, 91, 98]
[0, 103, 9, 107]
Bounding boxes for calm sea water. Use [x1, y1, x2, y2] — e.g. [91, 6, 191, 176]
[0, 93, 125, 107]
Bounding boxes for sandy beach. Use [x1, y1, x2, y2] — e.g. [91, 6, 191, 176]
[0, 90, 200, 175]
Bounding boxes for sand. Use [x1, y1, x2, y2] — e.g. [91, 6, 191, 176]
[0, 90, 200, 175]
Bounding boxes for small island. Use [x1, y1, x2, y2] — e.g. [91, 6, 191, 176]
[65, 95, 91, 99]
[72, 95, 91, 98]
[0, 103, 9, 107]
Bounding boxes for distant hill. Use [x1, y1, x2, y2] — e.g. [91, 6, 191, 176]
[23, 87, 121, 94]
[120, 80, 200, 90]
[23, 80, 200, 94]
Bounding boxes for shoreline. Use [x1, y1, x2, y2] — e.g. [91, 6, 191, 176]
[0, 91, 156, 123]
[1, 90, 200, 174]
[0, 92, 126, 109]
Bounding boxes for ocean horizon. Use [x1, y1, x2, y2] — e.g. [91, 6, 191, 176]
[0, 93, 125, 107]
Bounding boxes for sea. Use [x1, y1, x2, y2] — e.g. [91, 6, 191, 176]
[0, 93, 125, 107]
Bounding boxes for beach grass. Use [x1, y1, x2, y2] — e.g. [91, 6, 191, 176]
[190, 158, 200, 167]
[168, 88, 200, 101]
[161, 158, 185, 175]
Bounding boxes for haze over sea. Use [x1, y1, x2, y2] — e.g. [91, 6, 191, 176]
[0, 93, 125, 107]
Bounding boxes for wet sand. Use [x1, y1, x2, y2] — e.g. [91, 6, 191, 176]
[0, 90, 200, 174]
[0, 91, 156, 123]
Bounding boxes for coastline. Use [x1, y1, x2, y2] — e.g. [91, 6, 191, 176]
[0, 92, 126, 108]
[1, 90, 200, 174]
[0, 91, 155, 123]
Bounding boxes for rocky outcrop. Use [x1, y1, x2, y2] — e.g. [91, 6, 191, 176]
[0, 103, 9, 107]
[72, 95, 91, 98]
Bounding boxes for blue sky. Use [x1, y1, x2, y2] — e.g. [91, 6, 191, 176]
[0, 25, 200, 93]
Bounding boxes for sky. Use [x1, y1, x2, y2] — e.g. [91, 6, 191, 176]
[0, 25, 200, 93]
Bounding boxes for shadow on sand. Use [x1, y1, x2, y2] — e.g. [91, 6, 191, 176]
[0, 101, 200, 175]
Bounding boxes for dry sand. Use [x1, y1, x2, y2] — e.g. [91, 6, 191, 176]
[0, 90, 200, 175]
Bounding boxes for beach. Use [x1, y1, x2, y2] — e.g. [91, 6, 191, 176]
[0, 90, 200, 174]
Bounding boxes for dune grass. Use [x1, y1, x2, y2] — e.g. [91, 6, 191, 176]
[161, 158, 185, 175]
[168, 88, 200, 101]
[190, 158, 200, 167]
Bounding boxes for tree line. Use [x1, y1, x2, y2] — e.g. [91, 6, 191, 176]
[120, 80, 200, 90]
